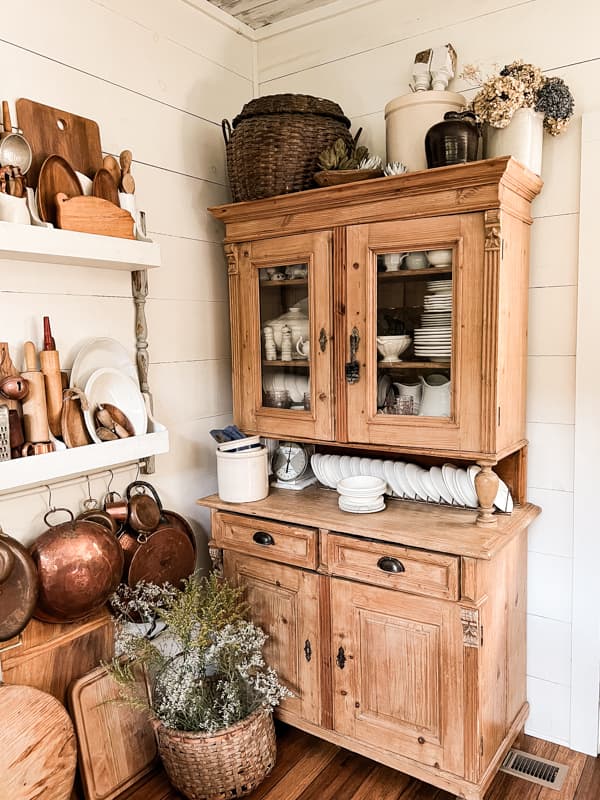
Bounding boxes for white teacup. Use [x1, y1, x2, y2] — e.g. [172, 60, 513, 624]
[296, 337, 310, 358]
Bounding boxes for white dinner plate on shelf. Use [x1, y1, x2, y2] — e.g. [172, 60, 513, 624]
[442, 463, 463, 505]
[310, 454, 323, 484]
[350, 456, 362, 476]
[394, 461, 415, 499]
[328, 455, 343, 486]
[360, 457, 373, 476]
[340, 455, 353, 478]
[430, 466, 453, 504]
[319, 455, 336, 488]
[339, 497, 386, 514]
[370, 459, 386, 481]
[456, 468, 478, 508]
[405, 463, 429, 501]
[420, 469, 440, 502]
[71, 338, 138, 391]
[384, 460, 404, 497]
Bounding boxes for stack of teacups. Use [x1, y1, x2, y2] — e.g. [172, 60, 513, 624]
[336, 476, 387, 514]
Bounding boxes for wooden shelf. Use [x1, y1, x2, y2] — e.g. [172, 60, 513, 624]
[0, 419, 169, 495]
[259, 278, 308, 287]
[263, 359, 310, 367]
[378, 361, 450, 369]
[377, 267, 452, 280]
[0, 221, 160, 271]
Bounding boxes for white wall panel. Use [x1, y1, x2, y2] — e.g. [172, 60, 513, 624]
[527, 488, 574, 559]
[527, 552, 573, 624]
[526, 676, 571, 745]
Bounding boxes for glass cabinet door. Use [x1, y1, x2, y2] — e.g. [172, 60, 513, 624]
[234, 232, 334, 441]
[345, 214, 486, 453]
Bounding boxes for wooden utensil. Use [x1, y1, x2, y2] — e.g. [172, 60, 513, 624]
[0, 342, 22, 412]
[61, 388, 92, 448]
[119, 149, 135, 193]
[92, 168, 120, 206]
[68, 664, 158, 800]
[21, 341, 49, 443]
[103, 154, 121, 187]
[37, 154, 82, 226]
[0, 683, 77, 800]
[39, 316, 63, 438]
[55, 193, 135, 239]
[16, 98, 103, 189]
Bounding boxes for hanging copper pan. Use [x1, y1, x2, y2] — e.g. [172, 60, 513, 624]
[30, 509, 124, 623]
[118, 482, 195, 588]
[0, 527, 39, 641]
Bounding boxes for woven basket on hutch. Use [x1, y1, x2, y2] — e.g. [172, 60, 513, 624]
[154, 707, 276, 800]
[222, 93, 353, 202]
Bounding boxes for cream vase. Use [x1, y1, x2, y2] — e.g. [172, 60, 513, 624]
[483, 108, 544, 175]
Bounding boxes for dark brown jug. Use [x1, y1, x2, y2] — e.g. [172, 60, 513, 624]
[425, 111, 480, 169]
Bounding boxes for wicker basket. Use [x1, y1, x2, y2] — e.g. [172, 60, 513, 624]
[222, 93, 353, 202]
[155, 708, 276, 800]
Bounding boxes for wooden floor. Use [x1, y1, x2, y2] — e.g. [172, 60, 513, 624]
[123, 724, 600, 800]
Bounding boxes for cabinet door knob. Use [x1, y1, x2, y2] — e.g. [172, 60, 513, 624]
[252, 531, 275, 546]
[377, 556, 405, 573]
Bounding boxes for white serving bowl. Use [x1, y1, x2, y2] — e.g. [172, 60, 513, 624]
[376, 335, 411, 363]
[337, 476, 387, 498]
[426, 248, 453, 266]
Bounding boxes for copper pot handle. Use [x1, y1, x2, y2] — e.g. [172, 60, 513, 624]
[43, 507, 74, 527]
[126, 480, 163, 509]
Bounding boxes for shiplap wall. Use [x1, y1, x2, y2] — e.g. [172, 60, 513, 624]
[257, 0, 598, 748]
[0, 0, 253, 566]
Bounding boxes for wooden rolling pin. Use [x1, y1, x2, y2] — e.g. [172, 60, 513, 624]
[0, 342, 21, 412]
[22, 341, 49, 443]
[39, 317, 62, 438]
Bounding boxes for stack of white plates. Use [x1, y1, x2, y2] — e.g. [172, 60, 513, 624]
[310, 453, 513, 511]
[337, 476, 387, 514]
[417, 284, 453, 361]
[262, 371, 310, 404]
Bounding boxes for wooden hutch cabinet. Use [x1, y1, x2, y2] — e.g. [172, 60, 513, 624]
[200, 157, 543, 800]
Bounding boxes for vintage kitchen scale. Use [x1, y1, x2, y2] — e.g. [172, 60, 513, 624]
[271, 441, 317, 490]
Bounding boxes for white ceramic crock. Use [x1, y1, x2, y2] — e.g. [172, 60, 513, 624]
[216, 445, 269, 503]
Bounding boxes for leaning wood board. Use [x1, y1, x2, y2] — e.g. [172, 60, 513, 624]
[0, 683, 77, 800]
[16, 98, 103, 189]
[68, 665, 158, 800]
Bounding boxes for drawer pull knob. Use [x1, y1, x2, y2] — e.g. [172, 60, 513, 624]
[253, 531, 275, 546]
[304, 639, 312, 662]
[377, 556, 405, 573]
[336, 646, 346, 669]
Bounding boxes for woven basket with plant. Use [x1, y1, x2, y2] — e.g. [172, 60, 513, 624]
[108, 576, 290, 800]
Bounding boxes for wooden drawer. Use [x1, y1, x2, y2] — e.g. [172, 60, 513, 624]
[213, 512, 318, 569]
[326, 533, 459, 600]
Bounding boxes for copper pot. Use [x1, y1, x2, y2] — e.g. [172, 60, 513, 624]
[104, 491, 128, 523]
[30, 508, 124, 622]
[118, 483, 195, 588]
[76, 508, 119, 536]
[125, 481, 161, 534]
[0, 528, 39, 641]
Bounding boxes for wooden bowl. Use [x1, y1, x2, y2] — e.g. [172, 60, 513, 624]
[313, 168, 384, 187]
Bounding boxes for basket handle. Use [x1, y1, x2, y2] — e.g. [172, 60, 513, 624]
[353, 127, 363, 146]
[222, 119, 232, 145]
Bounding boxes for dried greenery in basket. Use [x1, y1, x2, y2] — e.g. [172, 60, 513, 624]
[317, 128, 382, 171]
[107, 574, 291, 734]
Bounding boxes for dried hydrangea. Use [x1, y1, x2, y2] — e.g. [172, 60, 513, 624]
[472, 74, 526, 128]
[500, 60, 544, 107]
[535, 76, 575, 135]
[107, 574, 291, 734]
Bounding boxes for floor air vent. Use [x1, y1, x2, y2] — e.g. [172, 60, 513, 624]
[500, 749, 569, 791]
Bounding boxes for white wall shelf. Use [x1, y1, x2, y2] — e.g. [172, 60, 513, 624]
[0, 420, 169, 496]
[0, 221, 160, 271]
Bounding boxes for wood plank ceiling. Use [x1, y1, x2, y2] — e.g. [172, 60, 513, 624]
[205, 0, 341, 29]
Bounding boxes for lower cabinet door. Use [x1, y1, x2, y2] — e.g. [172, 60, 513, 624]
[223, 551, 322, 726]
[331, 578, 465, 777]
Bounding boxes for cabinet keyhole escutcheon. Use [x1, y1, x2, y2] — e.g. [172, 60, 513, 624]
[336, 646, 346, 669]
[304, 639, 312, 662]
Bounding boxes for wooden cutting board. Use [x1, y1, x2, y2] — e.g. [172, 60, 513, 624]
[0, 682, 77, 800]
[68, 664, 158, 800]
[16, 98, 103, 189]
[56, 194, 135, 239]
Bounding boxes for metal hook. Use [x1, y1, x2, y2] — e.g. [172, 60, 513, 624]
[106, 469, 114, 494]
[83, 475, 98, 511]
[135, 462, 140, 482]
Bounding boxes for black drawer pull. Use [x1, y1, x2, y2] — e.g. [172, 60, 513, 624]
[252, 531, 275, 546]
[377, 556, 405, 573]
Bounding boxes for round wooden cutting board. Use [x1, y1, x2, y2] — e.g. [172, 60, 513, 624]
[0, 683, 77, 800]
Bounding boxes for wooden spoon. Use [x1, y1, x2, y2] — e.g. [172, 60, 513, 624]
[102, 154, 121, 187]
[92, 168, 119, 206]
[119, 149, 135, 193]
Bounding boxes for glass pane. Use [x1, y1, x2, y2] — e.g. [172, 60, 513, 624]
[259, 263, 311, 412]
[375, 248, 452, 418]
